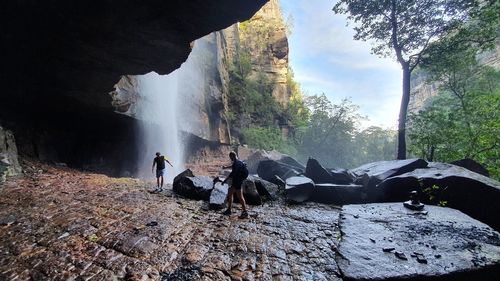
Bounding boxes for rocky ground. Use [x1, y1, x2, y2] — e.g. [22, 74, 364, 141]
[0, 160, 342, 281]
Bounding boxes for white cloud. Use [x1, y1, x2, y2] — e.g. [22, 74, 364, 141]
[281, 0, 403, 127]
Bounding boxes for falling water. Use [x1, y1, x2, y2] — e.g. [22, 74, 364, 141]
[134, 34, 215, 183]
[136, 71, 184, 182]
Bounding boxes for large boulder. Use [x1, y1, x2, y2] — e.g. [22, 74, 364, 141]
[378, 162, 500, 231]
[173, 169, 195, 185]
[257, 160, 302, 184]
[451, 158, 489, 177]
[305, 158, 335, 184]
[241, 179, 262, 205]
[350, 159, 428, 201]
[246, 150, 304, 174]
[249, 176, 281, 201]
[329, 168, 355, 185]
[0, 126, 22, 183]
[285, 176, 314, 203]
[311, 184, 364, 205]
[209, 182, 228, 210]
[337, 203, 500, 281]
[172, 175, 213, 201]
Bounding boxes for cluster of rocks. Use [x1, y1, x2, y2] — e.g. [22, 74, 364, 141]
[252, 155, 499, 232]
[172, 168, 281, 211]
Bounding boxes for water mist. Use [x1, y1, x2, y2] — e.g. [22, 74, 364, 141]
[135, 35, 215, 183]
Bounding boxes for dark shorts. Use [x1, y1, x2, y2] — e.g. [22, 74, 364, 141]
[232, 177, 244, 190]
[156, 169, 165, 178]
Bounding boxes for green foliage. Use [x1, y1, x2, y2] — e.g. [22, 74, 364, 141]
[422, 184, 448, 207]
[408, 65, 500, 180]
[333, 0, 477, 64]
[295, 95, 361, 167]
[354, 126, 397, 164]
[333, 0, 481, 159]
[241, 127, 297, 155]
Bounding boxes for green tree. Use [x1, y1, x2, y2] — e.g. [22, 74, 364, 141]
[408, 66, 500, 179]
[333, 0, 479, 159]
[354, 126, 397, 165]
[297, 94, 364, 168]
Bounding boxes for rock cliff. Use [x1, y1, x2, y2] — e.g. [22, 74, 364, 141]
[409, 45, 499, 113]
[109, 0, 290, 171]
[238, 0, 290, 107]
[0, 0, 268, 175]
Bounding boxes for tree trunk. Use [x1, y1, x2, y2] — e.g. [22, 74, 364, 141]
[397, 63, 411, 159]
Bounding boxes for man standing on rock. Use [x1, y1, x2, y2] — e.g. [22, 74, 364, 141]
[222, 151, 249, 218]
[152, 152, 173, 192]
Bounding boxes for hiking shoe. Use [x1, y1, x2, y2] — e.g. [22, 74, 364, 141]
[222, 209, 232, 216]
[239, 211, 249, 219]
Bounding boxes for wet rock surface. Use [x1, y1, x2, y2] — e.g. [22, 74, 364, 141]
[378, 162, 500, 231]
[173, 175, 213, 201]
[311, 184, 364, 205]
[305, 158, 336, 184]
[337, 203, 500, 281]
[0, 160, 342, 280]
[257, 160, 302, 184]
[285, 176, 315, 203]
[350, 159, 429, 201]
[209, 182, 228, 210]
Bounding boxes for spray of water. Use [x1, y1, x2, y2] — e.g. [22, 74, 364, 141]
[134, 34, 215, 183]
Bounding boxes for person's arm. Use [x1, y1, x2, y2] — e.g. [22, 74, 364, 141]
[152, 159, 156, 173]
[222, 170, 234, 185]
[166, 159, 173, 167]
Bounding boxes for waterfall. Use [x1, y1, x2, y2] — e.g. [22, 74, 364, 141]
[136, 71, 184, 183]
[134, 34, 216, 183]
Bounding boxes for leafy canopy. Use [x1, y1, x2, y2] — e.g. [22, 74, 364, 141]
[333, 0, 477, 68]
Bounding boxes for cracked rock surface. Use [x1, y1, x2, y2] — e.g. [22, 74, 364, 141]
[336, 203, 500, 281]
[0, 161, 342, 280]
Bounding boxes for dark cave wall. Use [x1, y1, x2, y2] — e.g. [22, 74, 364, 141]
[0, 0, 268, 175]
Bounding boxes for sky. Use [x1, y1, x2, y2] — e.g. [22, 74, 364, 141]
[280, 0, 402, 129]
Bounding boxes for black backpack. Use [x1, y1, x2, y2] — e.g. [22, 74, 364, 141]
[237, 160, 249, 179]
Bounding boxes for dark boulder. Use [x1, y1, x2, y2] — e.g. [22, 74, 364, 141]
[350, 159, 428, 201]
[310, 184, 364, 205]
[451, 158, 489, 177]
[230, 179, 262, 206]
[257, 160, 302, 183]
[173, 169, 194, 185]
[279, 156, 305, 171]
[305, 158, 335, 184]
[246, 150, 304, 174]
[329, 168, 355, 184]
[378, 162, 500, 231]
[172, 175, 213, 201]
[337, 203, 500, 281]
[209, 182, 228, 210]
[285, 176, 314, 203]
[248, 175, 281, 201]
[242, 179, 262, 205]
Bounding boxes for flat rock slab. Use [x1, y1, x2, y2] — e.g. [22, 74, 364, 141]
[378, 162, 500, 230]
[0, 160, 343, 280]
[337, 203, 500, 281]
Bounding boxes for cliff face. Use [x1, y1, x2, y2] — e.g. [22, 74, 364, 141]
[111, 0, 289, 146]
[409, 45, 500, 113]
[238, 0, 290, 106]
[0, 0, 268, 176]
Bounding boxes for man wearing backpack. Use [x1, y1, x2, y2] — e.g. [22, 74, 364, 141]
[222, 151, 249, 218]
[152, 152, 173, 192]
